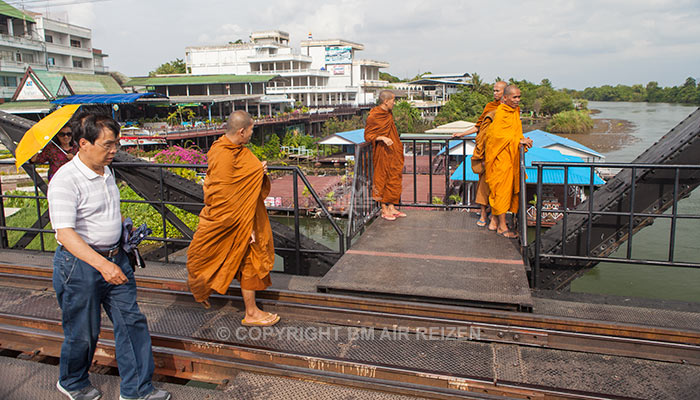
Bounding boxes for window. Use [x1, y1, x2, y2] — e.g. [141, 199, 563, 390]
[72, 59, 83, 68]
[0, 76, 17, 87]
[70, 39, 81, 48]
[15, 53, 21, 62]
[47, 57, 55, 66]
[45, 34, 53, 43]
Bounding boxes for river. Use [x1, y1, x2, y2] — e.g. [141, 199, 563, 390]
[570, 101, 700, 302]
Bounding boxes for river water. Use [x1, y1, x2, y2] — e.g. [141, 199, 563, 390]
[570, 101, 700, 302]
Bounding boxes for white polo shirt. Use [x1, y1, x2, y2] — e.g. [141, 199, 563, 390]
[48, 153, 122, 248]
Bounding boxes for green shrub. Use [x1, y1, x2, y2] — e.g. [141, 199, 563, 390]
[546, 110, 594, 134]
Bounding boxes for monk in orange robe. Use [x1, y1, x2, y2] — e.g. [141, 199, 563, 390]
[187, 110, 279, 326]
[484, 85, 533, 238]
[365, 90, 405, 220]
[453, 81, 507, 226]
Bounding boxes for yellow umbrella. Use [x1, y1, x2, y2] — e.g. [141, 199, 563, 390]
[14, 104, 81, 172]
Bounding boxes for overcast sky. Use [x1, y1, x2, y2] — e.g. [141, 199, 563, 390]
[35, 0, 700, 89]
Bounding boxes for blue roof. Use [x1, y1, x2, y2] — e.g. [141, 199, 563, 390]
[336, 128, 366, 144]
[450, 147, 605, 185]
[51, 92, 168, 105]
[526, 129, 604, 158]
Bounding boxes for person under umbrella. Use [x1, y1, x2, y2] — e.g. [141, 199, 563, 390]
[30, 125, 78, 181]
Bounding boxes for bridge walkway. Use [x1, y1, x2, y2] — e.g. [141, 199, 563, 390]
[318, 210, 533, 311]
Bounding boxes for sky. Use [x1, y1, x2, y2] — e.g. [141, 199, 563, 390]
[24, 0, 700, 90]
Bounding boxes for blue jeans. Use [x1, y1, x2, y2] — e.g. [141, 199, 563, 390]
[53, 245, 155, 398]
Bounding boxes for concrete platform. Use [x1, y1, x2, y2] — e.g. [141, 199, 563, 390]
[317, 210, 533, 311]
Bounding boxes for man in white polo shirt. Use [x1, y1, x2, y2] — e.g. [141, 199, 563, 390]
[48, 112, 170, 400]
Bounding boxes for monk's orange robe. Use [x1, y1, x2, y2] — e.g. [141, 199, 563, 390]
[485, 103, 525, 216]
[474, 100, 500, 130]
[471, 110, 497, 206]
[364, 106, 404, 204]
[187, 135, 275, 303]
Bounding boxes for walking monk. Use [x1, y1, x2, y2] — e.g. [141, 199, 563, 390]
[365, 90, 405, 220]
[484, 85, 533, 238]
[187, 110, 279, 326]
[453, 81, 507, 226]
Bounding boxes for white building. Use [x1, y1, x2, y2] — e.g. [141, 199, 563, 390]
[185, 30, 389, 107]
[0, 3, 109, 99]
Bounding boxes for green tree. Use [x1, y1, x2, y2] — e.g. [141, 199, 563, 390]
[540, 90, 574, 115]
[380, 72, 402, 83]
[392, 101, 421, 133]
[434, 88, 489, 125]
[470, 73, 491, 97]
[149, 58, 186, 76]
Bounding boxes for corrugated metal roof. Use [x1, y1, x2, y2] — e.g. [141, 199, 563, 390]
[32, 70, 124, 95]
[51, 92, 168, 105]
[527, 129, 604, 158]
[125, 74, 278, 86]
[0, 1, 34, 22]
[319, 128, 365, 145]
[33, 70, 64, 96]
[450, 148, 605, 185]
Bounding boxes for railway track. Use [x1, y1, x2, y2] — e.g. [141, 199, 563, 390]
[0, 264, 698, 366]
[0, 264, 699, 399]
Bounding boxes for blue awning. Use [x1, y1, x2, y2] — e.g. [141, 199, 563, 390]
[51, 92, 169, 105]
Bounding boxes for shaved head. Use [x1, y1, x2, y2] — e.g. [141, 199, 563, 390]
[493, 81, 507, 102]
[379, 90, 395, 104]
[504, 84, 519, 97]
[227, 110, 253, 134]
[378, 90, 396, 111]
[503, 85, 521, 108]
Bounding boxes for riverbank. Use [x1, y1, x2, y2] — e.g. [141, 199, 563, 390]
[556, 117, 638, 153]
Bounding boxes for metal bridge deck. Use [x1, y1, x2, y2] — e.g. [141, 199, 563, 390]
[318, 210, 533, 311]
[0, 355, 425, 400]
[1, 285, 699, 399]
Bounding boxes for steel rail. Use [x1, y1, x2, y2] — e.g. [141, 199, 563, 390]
[0, 268, 698, 366]
[0, 316, 634, 400]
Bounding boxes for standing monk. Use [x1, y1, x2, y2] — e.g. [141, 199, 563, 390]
[453, 81, 508, 226]
[484, 85, 533, 238]
[187, 110, 279, 326]
[365, 90, 405, 221]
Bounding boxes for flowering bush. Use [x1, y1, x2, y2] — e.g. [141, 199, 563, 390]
[153, 145, 207, 181]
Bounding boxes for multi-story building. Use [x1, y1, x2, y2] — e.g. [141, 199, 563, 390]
[0, 1, 109, 99]
[185, 30, 389, 106]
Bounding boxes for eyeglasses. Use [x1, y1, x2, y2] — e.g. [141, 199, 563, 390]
[57, 132, 72, 137]
[95, 141, 121, 151]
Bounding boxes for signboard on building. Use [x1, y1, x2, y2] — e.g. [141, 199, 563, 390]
[332, 65, 346, 75]
[325, 46, 352, 64]
[16, 77, 46, 101]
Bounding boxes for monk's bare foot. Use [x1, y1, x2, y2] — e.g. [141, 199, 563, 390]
[242, 310, 280, 326]
[199, 299, 211, 309]
[497, 230, 518, 239]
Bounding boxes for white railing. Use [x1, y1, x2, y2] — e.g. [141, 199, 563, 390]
[250, 69, 330, 76]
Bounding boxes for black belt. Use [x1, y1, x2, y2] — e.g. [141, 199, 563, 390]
[93, 245, 120, 258]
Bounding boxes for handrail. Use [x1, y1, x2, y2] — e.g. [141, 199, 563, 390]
[518, 146, 528, 262]
[345, 142, 379, 248]
[0, 160, 344, 269]
[532, 161, 700, 288]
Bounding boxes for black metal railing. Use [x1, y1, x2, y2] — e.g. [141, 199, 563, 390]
[532, 161, 700, 287]
[345, 142, 379, 248]
[346, 135, 529, 255]
[518, 146, 528, 260]
[0, 160, 344, 269]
